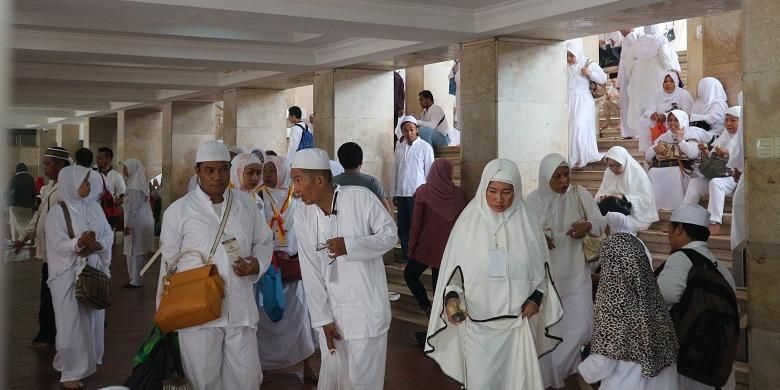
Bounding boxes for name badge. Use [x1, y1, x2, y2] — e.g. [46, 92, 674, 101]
[488, 249, 508, 277]
[222, 237, 243, 263]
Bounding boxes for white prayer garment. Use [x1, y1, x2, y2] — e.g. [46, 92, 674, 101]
[157, 182, 274, 389]
[617, 28, 642, 138]
[187, 175, 198, 193]
[527, 154, 605, 389]
[256, 155, 316, 370]
[122, 159, 155, 286]
[637, 71, 694, 151]
[596, 146, 659, 233]
[229, 152, 265, 213]
[294, 185, 397, 389]
[690, 77, 729, 136]
[394, 137, 434, 196]
[425, 159, 563, 390]
[729, 93, 745, 250]
[646, 110, 710, 210]
[684, 106, 741, 224]
[45, 165, 113, 383]
[418, 103, 450, 135]
[626, 25, 681, 145]
[579, 232, 679, 390]
[566, 39, 607, 168]
[100, 168, 126, 198]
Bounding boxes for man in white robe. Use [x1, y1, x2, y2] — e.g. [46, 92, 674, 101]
[157, 140, 274, 389]
[291, 148, 397, 390]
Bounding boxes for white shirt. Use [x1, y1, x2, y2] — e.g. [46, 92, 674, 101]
[286, 121, 309, 159]
[294, 186, 397, 339]
[393, 137, 434, 197]
[101, 168, 126, 198]
[657, 240, 736, 310]
[418, 104, 449, 135]
[157, 187, 274, 330]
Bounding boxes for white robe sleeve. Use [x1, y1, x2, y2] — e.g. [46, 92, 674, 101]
[342, 194, 397, 262]
[249, 199, 274, 281]
[45, 205, 81, 258]
[659, 40, 680, 72]
[587, 62, 608, 85]
[287, 125, 302, 158]
[295, 210, 335, 328]
[423, 145, 435, 179]
[579, 354, 619, 384]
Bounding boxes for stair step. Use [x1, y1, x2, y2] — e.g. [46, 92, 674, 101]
[597, 137, 639, 150]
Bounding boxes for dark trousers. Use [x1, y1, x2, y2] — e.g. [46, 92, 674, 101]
[33, 262, 56, 344]
[395, 197, 414, 261]
[404, 259, 439, 312]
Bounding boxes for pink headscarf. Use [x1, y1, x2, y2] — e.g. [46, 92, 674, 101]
[414, 159, 466, 222]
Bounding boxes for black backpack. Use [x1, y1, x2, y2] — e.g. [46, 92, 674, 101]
[670, 248, 739, 388]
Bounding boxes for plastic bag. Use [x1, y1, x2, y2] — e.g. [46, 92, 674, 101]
[318, 349, 352, 390]
[255, 263, 286, 322]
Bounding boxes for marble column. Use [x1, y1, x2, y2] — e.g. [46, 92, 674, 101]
[460, 37, 568, 198]
[313, 68, 394, 190]
[160, 101, 217, 208]
[223, 88, 288, 155]
[687, 12, 743, 104]
[56, 123, 81, 156]
[404, 65, 424, 116]
[118, 109, 163, 178]
[743, 0, 780, 388]
[86, 116, 118, 157]
[686, 17, 704, 98]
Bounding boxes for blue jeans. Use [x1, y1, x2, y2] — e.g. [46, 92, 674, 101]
[395, 196, 414, 261]
[418, 126, 450, 148]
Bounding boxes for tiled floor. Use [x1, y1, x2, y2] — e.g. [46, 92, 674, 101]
[3, 246, 460, 389]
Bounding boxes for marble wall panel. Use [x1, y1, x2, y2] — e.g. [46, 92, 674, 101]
[746, 241, 780, 331]
[743, 0, 780, 74]
[125, 110, 163, 177]
[749, 327, 780, 388]
[222, 89, 238, 147]
[404, 65, 424, 116]
[86, 119, 116, 157]
[57, 124, 82, 156]
[741, 70, 780, 141]
[171, 102, 216, 136]
[313, 70, 335, 119]
[237, 127, 287, 157]
[460, 100, 497, 198]
[334, 116, 394, 191]
[236, 89, 287, 128]
[497, 41, 567, 104]
[334, 69, 393, 118]
[687, 17, 705, 100]
[703, 10, 743, 105]
[460, 40, 498, 106]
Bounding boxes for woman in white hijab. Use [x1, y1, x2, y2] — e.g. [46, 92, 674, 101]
[566, 39, 607, 168]
[121, 159, 154, 287]
[596, 146, 659, 234]
[646, 110, 710, 210]
[639, 71, 695, 148]
[690, 77, 729, 135]
[44, 165, 113, 389]
[230, 152, 265, 213]
[683, 106, 741, 235]
[256, 155, 317, 381]
[626, 24, 681, 151]
[527, 153, 605, 389]
[425, 159, 563, 390]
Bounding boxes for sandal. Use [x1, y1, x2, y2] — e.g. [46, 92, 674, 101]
[60, 380, 84, 389]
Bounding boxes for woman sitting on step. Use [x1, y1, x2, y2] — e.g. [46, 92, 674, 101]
[683, 106, 741, 236]
[646, 110, 710, 211]
[638, 71, 694, 145]
[689, 77, 729, 136]
[595, 146, 659, 234]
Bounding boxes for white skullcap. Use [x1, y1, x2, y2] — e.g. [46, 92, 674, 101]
[399, 115, 418, 127]
[291, 148, 331, 170]
[228, 145, 245, 155]
[726, 106, 741, 118]
[670, 204, 711, 227]
[196, 140, 231, 163]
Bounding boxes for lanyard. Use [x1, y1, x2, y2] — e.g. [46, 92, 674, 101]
[265, 186, 295, 245]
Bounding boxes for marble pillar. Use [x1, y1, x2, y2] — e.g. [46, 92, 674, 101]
[687, 17, 704, 98]
[160, 101, 217, 207]
[404, 65, 424, 116]
[743, 0, 780, 388]
[313, 68, 394, 190]
[56, 123, 81, 156]
[87, 117, 118, 157]
[703, 10, 743, 105]
[223, 88, 288, 155]
[119, 109, 163, 178]
[460, 37, 568, 198]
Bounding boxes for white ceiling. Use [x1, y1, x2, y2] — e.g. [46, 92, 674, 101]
[8, 0, 739, 128]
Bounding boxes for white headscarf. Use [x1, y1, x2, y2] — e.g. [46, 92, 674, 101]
[475, 159, 525, 234]
[596, 146, 659, 225]
[249, 147, 266, 164]
[527, 153, 569, 219]
[655, 71, 693, 114]
[264, 155, 291, 190]
[727, 93, 744, 171]
[124, 159, 149, 197]
[229, 152, 263, 194]
[715, 106, 741, 153]
[59, 165, 92, 213]
[665, 109, 692, 139]
[634, 24, 665, 60]
[566, 39, 588, 77]
[691, 77, 728, 118]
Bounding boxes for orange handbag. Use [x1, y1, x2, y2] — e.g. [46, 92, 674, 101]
[155, 192, 232, 333]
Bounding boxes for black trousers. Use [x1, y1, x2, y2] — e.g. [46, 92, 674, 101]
[395, 197, 414, 261]
[404, 259, 439, 312]
[33, 262, 56, 344]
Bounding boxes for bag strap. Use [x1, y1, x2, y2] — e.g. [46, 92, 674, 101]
[572, 185, 588, 221]
[208, 190, 233, 262]
[59, 201, 75, 239]
[436, 114, 446, 128]
[674, 248, 717, 271]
